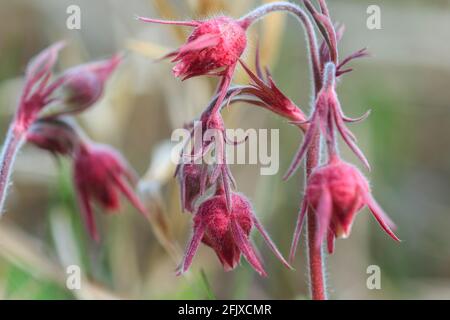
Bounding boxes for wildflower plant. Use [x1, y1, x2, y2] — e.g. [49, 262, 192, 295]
[138, 0, 400, 299]
[0, 0, 401, 300]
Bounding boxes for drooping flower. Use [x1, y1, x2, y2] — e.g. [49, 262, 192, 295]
[177, 163, 204, 213]
[14, 42, 66, 133]
[46, 54, 122, 116]
[26, 118, 81, 157]
[284, 62, 371, 180]
[137, 16, 247, 80]
[177, 190, 292, 276]
[0, 43, 123, 215]
[290, 155, 399, 260]
[73, 142, 148, 241]
[10, 42, 121, 133]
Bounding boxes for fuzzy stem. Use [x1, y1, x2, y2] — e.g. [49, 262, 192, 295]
[0, 124, 25, 215]
[305, 133, 326, 300]
[241, 1, 327, 299]
[239, 1, 322, 95]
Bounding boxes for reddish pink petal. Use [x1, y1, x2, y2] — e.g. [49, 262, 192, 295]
[230, 219, 267, 277]
[136, 16, 200, 27]
[199, 164, 209, 195]
[239, 59, 268, 91]
[221, 167, 233, 212]
[75, 184, 99, 242]
[365, 193, 400, 242]
[338, 48, 369, 71]
[177, 223, 205, 275]
[113, 174, 149, 218]
[289, 197, 308, 263]
[177, 33, 221, 56]
[314, 186, 332, 250]
[283, 113, 320, 180]
[332, 103, 371, 171]
[23, 41, 65, 98]
[251, 212, 293, 270]
[341, 109, 371, 124]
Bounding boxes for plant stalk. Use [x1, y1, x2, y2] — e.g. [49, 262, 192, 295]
[0, 123, 25, 214]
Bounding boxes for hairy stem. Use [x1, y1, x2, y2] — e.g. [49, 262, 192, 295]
[239, 1, 322, 95]
[305, 133, 326, 300]
[0, 124, 25, 214]
[241, 1, 327, 299]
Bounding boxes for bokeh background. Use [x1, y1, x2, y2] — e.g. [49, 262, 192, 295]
[0, 0, 449, 300]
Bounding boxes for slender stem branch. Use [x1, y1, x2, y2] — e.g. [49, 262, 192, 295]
[239, 1, 322, 95]
[305, 133, 326, 300]
[0, 123, 25, 215]
[241, 1, 327, 299]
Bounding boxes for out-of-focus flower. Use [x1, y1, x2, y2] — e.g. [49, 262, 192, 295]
[15, 42, 65, 133]
[73, 142, 148, 241]
[290, 155, 399, 259]
[48, 54, 122, 116]
[177, 163, 210, 213]
[177, 190, 292, 276]
[26, 118, 81, 157]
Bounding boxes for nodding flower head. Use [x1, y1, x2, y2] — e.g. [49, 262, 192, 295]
[177, 191, 292, 276]
[138, 16, 247, 80]
[13, 42, 121, 132]
[26, 118, 80, 157]
[15, 42, 65, 132]
[177, 163, 212, 213]
[73, 142, 148, 241]
[53, 54, 122, 114]
[290, 156, 399, 259]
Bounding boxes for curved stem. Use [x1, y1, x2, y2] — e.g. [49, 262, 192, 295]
[239, 1, 322, 95]
[0, 124, 25, 215]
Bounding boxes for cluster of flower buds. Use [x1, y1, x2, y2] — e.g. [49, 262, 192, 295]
[140, 13, 296, 275]
[139, 0, 400, 278]
[10, 42, 121, 134]
[0, 0, 401, 292]
[0, 42, 150, 241]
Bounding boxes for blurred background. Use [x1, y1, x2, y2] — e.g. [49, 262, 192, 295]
[0, 0, 449, 300]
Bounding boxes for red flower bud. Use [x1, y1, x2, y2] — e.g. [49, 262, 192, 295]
[290, 156, 399, 259]
[73, 143, 148, 241]
[138, 16, 247, 80]
[177, 192, 291, 276]
[26, 118, 80, 156]
[52, 54, 122, 116]
[177, 163, 212, 213]
[15, 42, 65, 132]
[239, 58, 306, 124]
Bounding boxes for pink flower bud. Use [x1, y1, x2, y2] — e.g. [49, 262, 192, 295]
[73, 143, 148, 241]
[177, 192, 292, 276]
[177, 163, 212, 213]
[290, 156, 399, 258]
[138, 16, 247, 80]
[15, 42, 65, 132]
[26, 118, 80, 156]
[54, 54, 122, 115]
